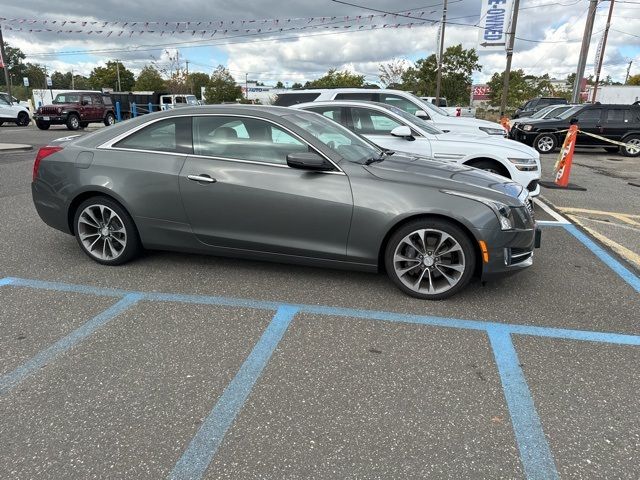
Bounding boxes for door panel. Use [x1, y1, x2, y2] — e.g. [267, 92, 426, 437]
[601, 108, 629, 143]
[180, 115, 353, 260]
[575, 108, 603, 146]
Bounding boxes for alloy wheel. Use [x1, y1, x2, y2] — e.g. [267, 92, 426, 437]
[626, 138, 640, 155]
[537, 136, 554, 152]
[393, 228, 466, 295]
[77, 204, 127, 261]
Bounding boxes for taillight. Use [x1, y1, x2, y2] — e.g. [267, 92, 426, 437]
[33, 146, 63, 181]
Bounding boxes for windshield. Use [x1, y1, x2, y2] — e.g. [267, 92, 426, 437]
[383, 104, 445, 134]
[53, 93, 81, 104]
[530, 105, 557, 119]
[555, 105, 584, 119]
[409, 93, 450, 116]
[284, 111, 381, 164]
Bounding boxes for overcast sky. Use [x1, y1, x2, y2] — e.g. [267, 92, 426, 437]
[2, 0, 639, 85]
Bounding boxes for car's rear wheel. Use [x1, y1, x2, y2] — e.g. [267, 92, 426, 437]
[36, 121, 50, 130]
[16, 111, 30, 127]
[604, 147, 619, 153]
[533, 132, 557, 153]
[622, 135, 640, 157]
[66, 114, 80, 130]
[104, 113, 115, 126]
[385, 219, 476, 300]
[73, 197, 141, 266]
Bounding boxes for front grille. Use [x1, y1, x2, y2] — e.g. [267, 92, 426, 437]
[40, 106, 59, 115]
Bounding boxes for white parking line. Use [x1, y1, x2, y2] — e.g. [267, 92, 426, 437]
[534, 198, 571, 224]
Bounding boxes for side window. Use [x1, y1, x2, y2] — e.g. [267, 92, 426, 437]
[192, 116, 309, 165]
[577, 108, 602, 123]
[82, 96, 93, 106]
[606, 109, 626, 123]
[114, 117, 192, 154]
[0, 97, 9, 106]
[626, 109, 640, 123]
[334, 92, 376, 101]
[350, 107, 403, 135]
[307, 107, 344, 125]
[378, 94, 419, 115]
[273, 93, 321, 106]
[92, 94, 103, 105]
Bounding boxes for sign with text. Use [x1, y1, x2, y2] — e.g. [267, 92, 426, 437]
[477, 0, 513, 50]
[472, 84, 491, 101]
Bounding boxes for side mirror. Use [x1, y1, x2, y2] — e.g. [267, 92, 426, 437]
[415, 110, 429, 119]
[287, 152, 334, 171]
[390, 125, 414, 140]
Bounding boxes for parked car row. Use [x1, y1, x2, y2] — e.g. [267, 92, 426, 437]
[31, 105, 540, 300]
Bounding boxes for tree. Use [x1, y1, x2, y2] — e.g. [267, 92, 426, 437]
[134, 65, 166, 91]
[72, 75, 91, 90]
[378, 58, 408, 88]
[0, 43, 27, 88]
[188, 72, 211, 98]
[275, 81, 284, 88]
[291, 82, 303, 89]
[51, 71, 72, 89]
[89, 61, 135, 91]
[628, 74, 640, 86]
[305, 69, 365, 88]
[203, 65, 242, 104]
[487, 69, 539, 109]
[400, 44, 481, 105]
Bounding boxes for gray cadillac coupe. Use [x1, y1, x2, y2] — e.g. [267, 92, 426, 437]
[32, 106, 539, 299]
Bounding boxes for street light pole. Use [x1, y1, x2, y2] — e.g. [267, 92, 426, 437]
[0, 24, 12, 100]
[435, 0, 447, 105]
[572, 0, 599, 103]
[500, 0, 521, 116]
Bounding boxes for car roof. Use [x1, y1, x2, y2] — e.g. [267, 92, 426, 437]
[278, 88, 410, 95]
[293, 99, 403, 110]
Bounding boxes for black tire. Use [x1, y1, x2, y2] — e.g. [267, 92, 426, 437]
[36, 121, 50, 130]
[73, 196, 141, 266]
[467, 159, 510, 178]
[384, 218, 476, 300]
[66, 114, 80, 131]
[533, 132, 557, 154]
[621, 135, 640, 157]
[16, 111, 30, 127]
[604, 147, 619, 154]
[79, 122, 89, 129]
[104, 112, 116, 126]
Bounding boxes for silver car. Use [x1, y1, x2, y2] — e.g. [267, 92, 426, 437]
[32, 106, 539, 299]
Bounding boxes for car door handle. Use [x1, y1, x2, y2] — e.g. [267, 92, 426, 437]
[187, 174, 216, 183]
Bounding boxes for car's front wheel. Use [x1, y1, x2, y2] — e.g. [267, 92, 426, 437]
[622, 135, 640, 157]
[533, 132, 557, 154]
[73, 197, 141, 265]
[66, 114, 80, 130]
[385, 219, 476, 300]
[16, 111, 30, 127]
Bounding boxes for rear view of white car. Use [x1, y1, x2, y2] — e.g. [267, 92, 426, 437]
[293, 100, 541, 196]
[0, 95, 31, 127]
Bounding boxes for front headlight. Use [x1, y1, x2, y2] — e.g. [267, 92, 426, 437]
[479, 126, 507, 136]
[523, 125, 533, 131]
[507, 157, 539, 171]
[443, 191, 514, 230]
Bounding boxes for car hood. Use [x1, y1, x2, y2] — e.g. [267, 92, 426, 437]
[365, 153, 524, 204]
[436, 132, 538, 157]
[515, 117, 568, 127]
[437, 115, 504, 130]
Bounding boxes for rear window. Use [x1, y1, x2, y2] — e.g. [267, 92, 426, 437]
[273, 92, 321, 106]
[335, 92, 376, 101]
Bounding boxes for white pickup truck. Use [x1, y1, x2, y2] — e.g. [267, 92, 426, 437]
[420, 97, 476, 118]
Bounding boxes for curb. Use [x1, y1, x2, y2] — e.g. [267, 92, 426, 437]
[0, 144, 33, 153]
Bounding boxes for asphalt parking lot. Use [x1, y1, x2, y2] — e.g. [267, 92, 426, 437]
[1, 125, 639, 479]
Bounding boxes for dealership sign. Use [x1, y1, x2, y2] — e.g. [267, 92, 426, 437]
[472, 84, 491, 101]
[477, 0, 513, 50]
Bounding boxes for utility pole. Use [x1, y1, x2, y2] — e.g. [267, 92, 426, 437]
[185, 60, 190, 93]
[71, 69, 75, 90]
[435, 0, 447, 105]
[500, 0, 521, 116]
[572, 0, 599, 103]
[0, 24, 12, 100]
[625, 60, 633, 84]
[115, 60, 121, 91]
[245, 73, 249, 101]
[592, 0, 615, 103]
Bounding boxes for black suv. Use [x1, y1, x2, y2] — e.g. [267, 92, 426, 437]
[511, 104, 640, 156]
[512, 97, 568, 119]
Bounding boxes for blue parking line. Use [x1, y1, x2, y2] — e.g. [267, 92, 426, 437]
[1, 276, 639, 347]
[169, 305, 298, 480]
[488, 327, 559, 480]
[0, 277, 14, 287]
[0, 293, 142, 395]
[563, 224, 640, 293]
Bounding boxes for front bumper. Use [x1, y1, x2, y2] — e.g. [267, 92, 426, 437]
[480, 226, 541, 280]
[33, 113, 69, 125]
[510, 128, 536, 146]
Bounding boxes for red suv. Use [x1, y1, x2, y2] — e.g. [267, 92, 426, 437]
[34, 92, 116, 130]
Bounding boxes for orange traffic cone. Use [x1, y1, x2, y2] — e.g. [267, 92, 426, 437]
[554, 124, 578, 187]
[500, 115, 511, 132]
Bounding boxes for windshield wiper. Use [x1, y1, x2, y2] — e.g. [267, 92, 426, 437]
[365, 150, 393, 165]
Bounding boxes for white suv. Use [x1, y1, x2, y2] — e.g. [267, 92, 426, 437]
[293, 100, 541, 196]
[0, 95, 31, 127]
[274, 88, 507, 137]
